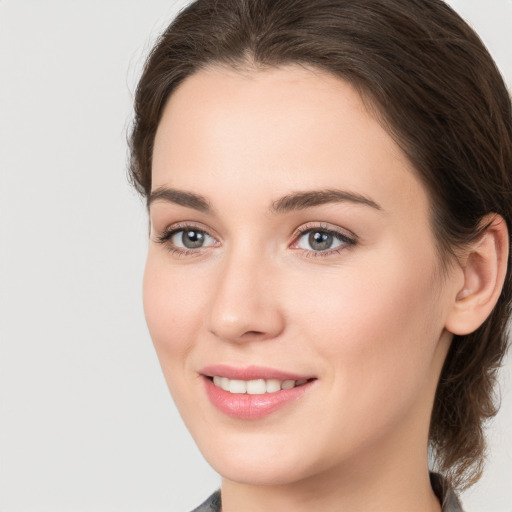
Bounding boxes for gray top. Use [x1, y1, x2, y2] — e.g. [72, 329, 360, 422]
[190, 473, 464, 512]
[191, 490, 221, 512]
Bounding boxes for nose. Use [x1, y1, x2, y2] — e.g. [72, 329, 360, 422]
[207, 249, 285, 343]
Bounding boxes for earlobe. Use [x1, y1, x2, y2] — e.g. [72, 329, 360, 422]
[445, 214, 509, 336]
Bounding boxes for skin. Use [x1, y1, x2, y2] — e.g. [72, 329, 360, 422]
[144, 65, 469, 512]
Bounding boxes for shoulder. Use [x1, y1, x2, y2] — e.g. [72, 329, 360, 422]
[188, 479, 464, 512]
[189, 490, 221, 512]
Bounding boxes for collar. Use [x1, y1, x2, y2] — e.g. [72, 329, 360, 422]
[191, 473, 464, 512]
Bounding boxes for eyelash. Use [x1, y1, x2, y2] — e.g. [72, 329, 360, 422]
[292, 223, 357, 257]
[155, 222, 215, 258]
[155, 222, 357, 258]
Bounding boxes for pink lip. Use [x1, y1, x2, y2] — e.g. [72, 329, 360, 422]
[200, 365, 316, 420]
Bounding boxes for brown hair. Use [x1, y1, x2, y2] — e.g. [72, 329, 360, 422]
[129, 0, 512, 489]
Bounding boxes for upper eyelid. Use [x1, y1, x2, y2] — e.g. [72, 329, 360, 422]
[155, 221, 219, 239]
[293, 222, 357, 241]
[153, 221, 357, 247]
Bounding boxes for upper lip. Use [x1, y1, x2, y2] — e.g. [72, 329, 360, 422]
[200, 364, 315, 381]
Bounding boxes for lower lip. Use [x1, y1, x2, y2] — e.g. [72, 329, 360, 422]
[204, 377, 314, 419]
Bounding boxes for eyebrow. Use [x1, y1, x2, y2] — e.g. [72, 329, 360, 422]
[148, 186, 382, 214]
[148, 186, 211, 212]
[270, 189, 382, 213]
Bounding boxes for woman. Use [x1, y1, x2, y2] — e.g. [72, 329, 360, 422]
[129, 0, 512, 510]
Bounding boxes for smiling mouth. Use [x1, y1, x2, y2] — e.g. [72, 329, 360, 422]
[203, 368, 317, 419]
[209, 376, 313, 395]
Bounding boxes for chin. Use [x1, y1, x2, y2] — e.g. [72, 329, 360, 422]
[207, 452, 311, 486]
[191, 426, 331, 487]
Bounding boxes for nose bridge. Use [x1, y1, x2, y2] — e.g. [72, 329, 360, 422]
[207, 240, 284, 342]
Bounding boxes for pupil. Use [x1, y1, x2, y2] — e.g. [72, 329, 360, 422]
[309, 231, 333, 251]
[182, 230, 204, 249]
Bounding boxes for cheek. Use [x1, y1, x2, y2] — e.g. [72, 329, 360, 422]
[291, 252, 443, 423]
[142, 254, 218, 428]
[142, 254, 208, 364]
[295, 259, 439, 349]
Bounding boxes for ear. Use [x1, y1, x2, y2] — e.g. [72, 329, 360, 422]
[445, 214, 509, 336]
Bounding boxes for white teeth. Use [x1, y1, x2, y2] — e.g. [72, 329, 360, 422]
[211, 376, 308, 395]
[229, 379, 247, 394]
[266, 379, 281, 393]
[214, 376, 231, 391]
[281, 379, 295, 390]
[220, 377, 230, 392]
[246, 379, 266, 395]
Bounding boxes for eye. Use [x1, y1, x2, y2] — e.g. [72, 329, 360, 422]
[155, 224, 218, 254]
[170, 228, 215, 249]
[292, 225, 356, 255]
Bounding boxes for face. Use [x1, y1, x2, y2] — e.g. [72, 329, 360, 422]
[145, 65, 459, 487]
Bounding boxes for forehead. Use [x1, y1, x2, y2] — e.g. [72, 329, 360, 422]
[154, 65, 393, 166]
[152, 64, 428, 218]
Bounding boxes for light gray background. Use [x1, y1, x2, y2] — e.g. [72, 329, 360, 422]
[0, 1, 510, 511]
